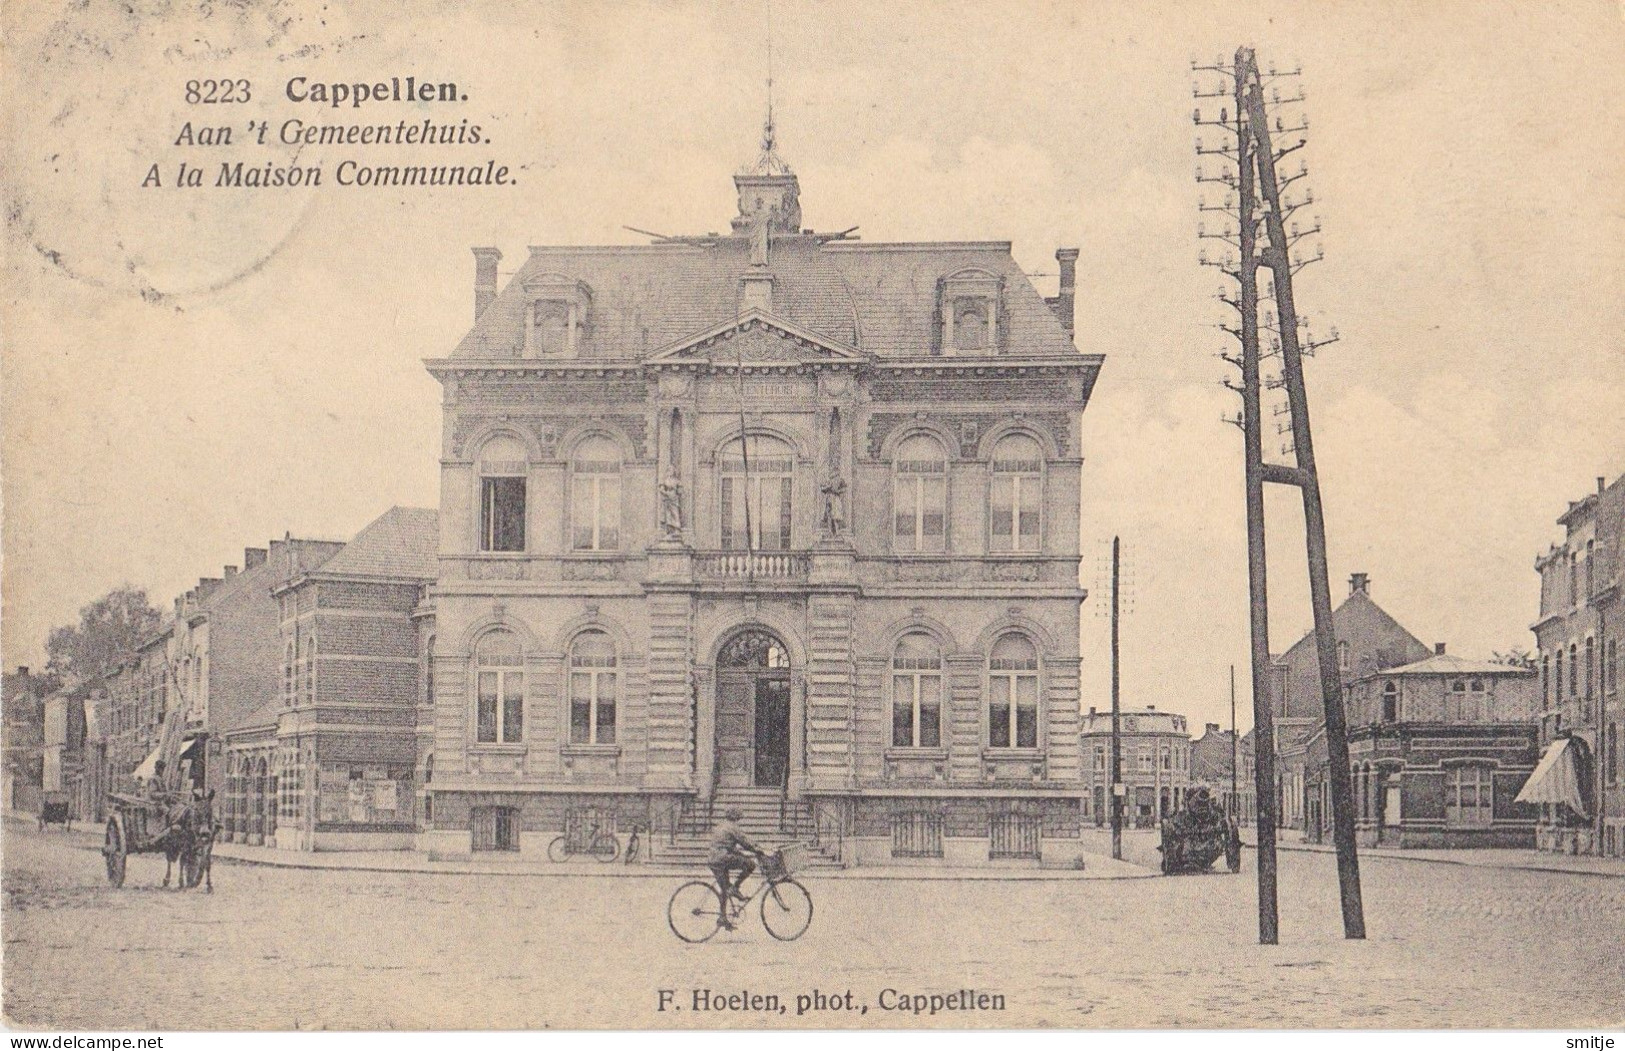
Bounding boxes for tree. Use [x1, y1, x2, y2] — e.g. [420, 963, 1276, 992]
[1492, 647, 1536, 670]
[44, 586, 164, 685]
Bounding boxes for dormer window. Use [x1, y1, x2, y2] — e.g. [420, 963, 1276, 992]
[522, 274, 591, 358]
[939, 268, 1004, 355]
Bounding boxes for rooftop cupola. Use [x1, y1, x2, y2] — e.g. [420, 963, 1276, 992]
[732, 108, 801, 236]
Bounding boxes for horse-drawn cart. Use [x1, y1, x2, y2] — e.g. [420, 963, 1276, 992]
[1157, 788, 1242, 875]
[38, 790, 72, 832]
[102, 790, 218, 891]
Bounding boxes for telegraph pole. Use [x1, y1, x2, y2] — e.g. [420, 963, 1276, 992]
[1242, 58, 1365, 940]
[1230, 664, 1239, 820]
[1110, 535, 1123, 862]
[1194, 45, 1363, 942]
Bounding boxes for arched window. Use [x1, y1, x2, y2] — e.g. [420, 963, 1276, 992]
[1556, 647, 1565, 701]
[1585, 637, 1595, 701]
[1569, 643, 1578, 698]
[1381, 681, 1398, 722]
[474, 630, 524, 745]
[570, 435, 621, 551]
[720, 434, 793, 551]
[891, 632, 942, 748]
[302, 636, 316, 705]
[990, 433, 1043, 553]
[1337, 640, 1349, 672]
[1541, 654, 1550, 709]
[989, 633, 1040, 749]
[423, 634, 436, 708]
[569, 630, 617, 745]
[478, 435, 528, 553]
[1605, 722, 1617, 788]
[893, 434, 947, 553]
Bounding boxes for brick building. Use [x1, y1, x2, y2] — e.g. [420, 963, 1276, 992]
[251, 507, 437, 852]
[1079, 706, 1191, 828]
[1268, 574, 1432, 831]
[419, 122, 1103, 866]
[1524, 472, 1623, 857]
[1190, 723, 1255, 825]
[1338, 648, 1539, 848]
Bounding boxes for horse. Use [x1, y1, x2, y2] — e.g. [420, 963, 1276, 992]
[159, 789, 218, 892]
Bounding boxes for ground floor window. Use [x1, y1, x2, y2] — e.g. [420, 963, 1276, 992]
[1445, 766, 1494, 828]
[317, 763, 412, 825]
[891, 810, 944, 858]
[472, 805, 520, 852]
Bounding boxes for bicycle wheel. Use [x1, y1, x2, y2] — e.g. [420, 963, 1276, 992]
[760, 878, 813, 941]
[592, 832, 621, 863]
[546, 835, 570, 863]
[668, 880, 724, 943]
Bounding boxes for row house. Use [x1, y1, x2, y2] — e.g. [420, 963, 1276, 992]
[1079, 706, 1191, 828]
[419, 123, 1103, 866]
[1268, 573, 1433, 832]
[1524, 472, 1623, 857]
[1190, 723, 1256, 825]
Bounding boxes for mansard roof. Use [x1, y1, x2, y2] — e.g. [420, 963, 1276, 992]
[450, 234, 1080, 361]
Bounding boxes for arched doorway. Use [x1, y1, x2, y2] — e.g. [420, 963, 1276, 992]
[716, 629, 791, 788]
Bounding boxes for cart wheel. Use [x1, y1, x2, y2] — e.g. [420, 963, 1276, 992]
[103, 817, 127, 889]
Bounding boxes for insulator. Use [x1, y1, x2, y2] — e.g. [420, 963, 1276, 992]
[1219, 106, 1228, 123]
[1193, 108, 1201, 124]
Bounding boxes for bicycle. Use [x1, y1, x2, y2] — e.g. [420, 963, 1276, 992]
[667, 844, 814, 943]
[546, 822, 620, 863]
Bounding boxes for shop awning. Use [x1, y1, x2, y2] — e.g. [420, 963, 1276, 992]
[1515, 738, 1588, 814]
[131, 733, 202, 783]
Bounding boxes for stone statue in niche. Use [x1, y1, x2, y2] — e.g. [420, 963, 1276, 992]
[820, 476, 847, 537]
[659, 473, 684, 537]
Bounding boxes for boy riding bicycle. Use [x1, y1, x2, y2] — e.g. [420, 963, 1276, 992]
[707, 806, 764, 929]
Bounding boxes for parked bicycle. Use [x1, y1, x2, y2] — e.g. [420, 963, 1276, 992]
[546, 822, 620, 863]
[667, 844, 814, 942]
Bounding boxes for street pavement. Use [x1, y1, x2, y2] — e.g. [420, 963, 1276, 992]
[3, 822, 1622, 1030]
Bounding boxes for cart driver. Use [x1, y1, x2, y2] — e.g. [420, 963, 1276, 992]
[707, 806, 764, 928]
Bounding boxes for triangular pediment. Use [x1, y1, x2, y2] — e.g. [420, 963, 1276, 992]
[644, 310, 865, 366]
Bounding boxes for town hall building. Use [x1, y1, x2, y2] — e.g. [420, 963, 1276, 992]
[418, 122, 1103, 865]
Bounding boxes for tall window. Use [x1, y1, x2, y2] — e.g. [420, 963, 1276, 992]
[1556, 648, 1565, 701]
[283, 643, 295, 707]
[1445, 766, 1493, 828]
[474, 630, 523, 745]
[1541, 654, 1550, 709]
[1094, 745, 1106, 771]
[569, 631, 617, 745]
[1337, 640, 1349, 672]
[990, 433, 1042, 553]
[891, 632, 942, 748]
[570, 436, 621, 551]
[1607, 722, 1618, 787]
[893, 434, 947, 553]
[1610, 640, 1619, 694]
[1569, 643, 1578, 698]
[1381, 681, 1398, 722]
[302, 636, 316, 705]
[1450, 679, 1486, 722]
[478, 435, 527, 553]
[1585, 637, 1595, 701]
[988, 633, 1039, 749]
[720, 434, 793, 551]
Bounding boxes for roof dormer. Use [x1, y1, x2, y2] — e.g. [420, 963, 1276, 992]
[937, 267, 1005, 355]
[522, 273, 593, 358]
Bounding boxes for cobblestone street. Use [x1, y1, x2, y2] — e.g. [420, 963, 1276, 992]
[4, 824, 1622, 1030]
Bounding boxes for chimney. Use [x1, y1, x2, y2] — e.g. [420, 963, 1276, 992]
[224, 565, 238, 578]
[1349, 572, 1370, 596]
[244, 547, 267, 569]
[17, 666, 28, 678]
[1600, 477, 1608, 495]
[1206, 722, 1220, 734]
[1146, 704, 1156, 711]
[1053, 247, 1079, 338]
[1435, 642, 1446, 655]
[472, 246, 502, 320]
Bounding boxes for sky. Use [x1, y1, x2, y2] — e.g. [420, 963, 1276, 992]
[3, 0, 1622, 736]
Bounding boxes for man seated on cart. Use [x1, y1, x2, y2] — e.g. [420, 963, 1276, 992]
[707, 807, 765, 929]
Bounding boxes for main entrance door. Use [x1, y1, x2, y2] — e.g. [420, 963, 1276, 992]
[716, 629, 791, 789]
